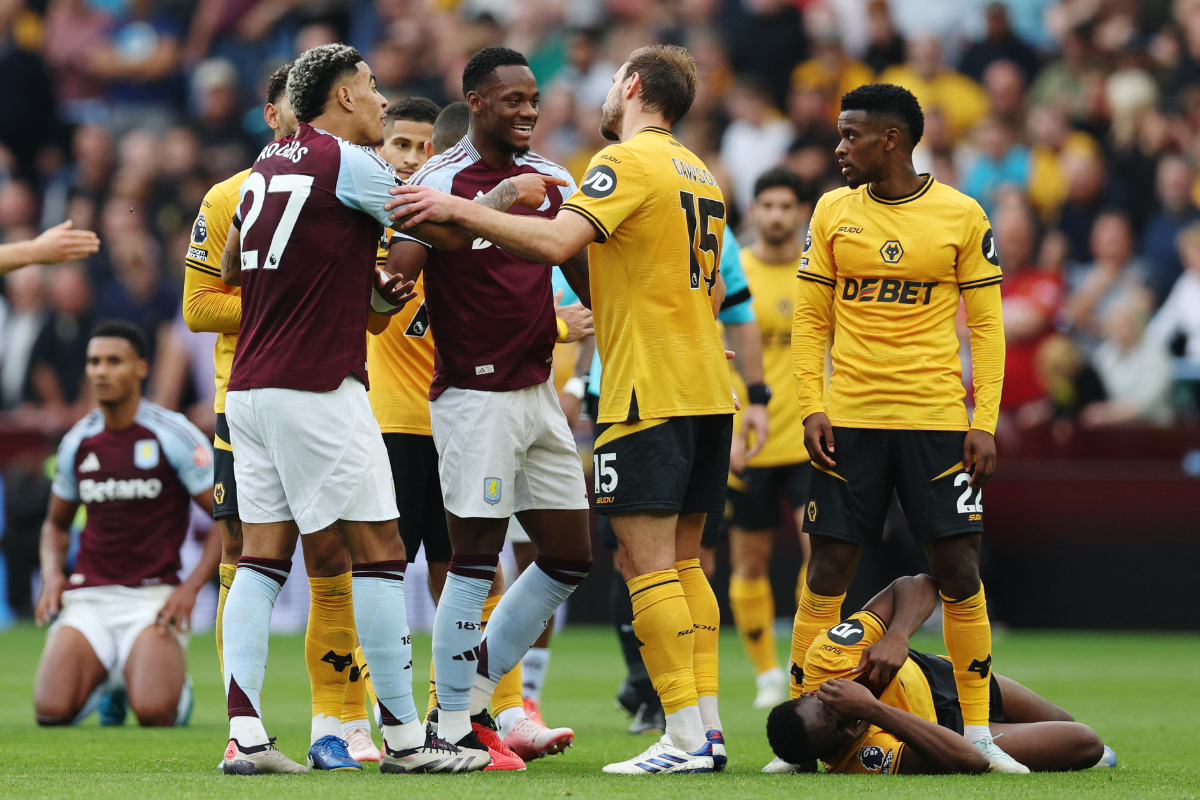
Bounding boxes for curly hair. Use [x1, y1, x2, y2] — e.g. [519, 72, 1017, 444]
[265, 61, 293, 106]
[461, 46, 529, 97]
[840, 83, 925, 146]
[287, 44, 363, 124]
[388, 96, 441, 126]
[766, 698, 818, 766]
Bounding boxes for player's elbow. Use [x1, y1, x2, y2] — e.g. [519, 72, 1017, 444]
[181, 299, 204, 332]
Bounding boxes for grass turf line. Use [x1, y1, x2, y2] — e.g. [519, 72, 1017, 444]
[0, 623, 1198, 799]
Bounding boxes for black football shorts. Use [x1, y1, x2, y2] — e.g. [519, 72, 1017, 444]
[907, 650, 1004, 731]
[213, 413, 238, 520]
[591, 414, 733, 517]
[727, 462, 812, 530]
[384, 433, 452, 563]
[802, 428, 985, 546]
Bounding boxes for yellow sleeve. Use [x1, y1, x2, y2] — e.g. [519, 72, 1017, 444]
[182, 183, 240, 334]
[957, 202, 1004, 434]
[560, 145, 648, 243]
[828, 729, 904, 775]
[801, 610, 888, 692]
[793, 196, 836, 421]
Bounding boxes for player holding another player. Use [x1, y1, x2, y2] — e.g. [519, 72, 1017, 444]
[184, 63, 372, 771]
[781, 83, 1018, 773]
[34, 321, 220, 727]
[766, 575, 1112, 774]
[389, 44, 734, 775]
[387, 47, 594, 768]
[726, 167, 813, 711]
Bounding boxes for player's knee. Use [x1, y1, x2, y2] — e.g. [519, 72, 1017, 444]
[1070, 726, 1104, 770]
[132, 705, 178, 727]
[805, 553, 856, 595]
[34, 701, 79, 726]
[930, 562, 980, 600]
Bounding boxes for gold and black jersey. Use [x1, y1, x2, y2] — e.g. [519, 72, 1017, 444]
[182, 168, 248, 413]
[792, 177, 1005, 434]
[561, 127, 735, 423]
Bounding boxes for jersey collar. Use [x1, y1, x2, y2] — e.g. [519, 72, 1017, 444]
[638, 126, 673, 137]
[867, 174, 933, 205]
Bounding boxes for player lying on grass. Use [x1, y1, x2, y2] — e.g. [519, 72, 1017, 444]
[766, 574, 1111, 774]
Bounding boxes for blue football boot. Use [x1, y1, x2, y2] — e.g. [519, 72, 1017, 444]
[307, 735, 362, 771]
[1093, 745, 1118, 768]
[702, 730, 727, 772]
[98, 688, 127, 726]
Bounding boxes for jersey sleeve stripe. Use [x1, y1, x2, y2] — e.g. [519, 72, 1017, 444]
[186, 260, 222, 277]
[959, 276, 1003, 289]
[560, 203, 610, 243]
[798, 272, 836, 288]
[860, 608, 888, 631]
[721, 286, 751, 309]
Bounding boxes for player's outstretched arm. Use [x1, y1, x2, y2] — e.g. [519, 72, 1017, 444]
[34, 495, 79, 626]
[851, 575, 938, 690]
[0, 221, 100, 275]
[817, 679, 988, 775]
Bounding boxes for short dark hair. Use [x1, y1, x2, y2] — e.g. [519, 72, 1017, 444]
[462, 46, 529, 97]
[625, 44, 697, 126]
[388, 96, 441, 126]
[432, 101, 470, 154]
[766, 698, 818, 766]
[91, 319, 148, 359]
[754, 166, 808, 203]
[287, 44, 363, 123]
[265, 62, 293, 106]
[840, 83, 925, 146]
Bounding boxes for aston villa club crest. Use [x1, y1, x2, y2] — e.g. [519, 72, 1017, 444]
[134, 439, 160, 470]
[484, 477, 502, 505]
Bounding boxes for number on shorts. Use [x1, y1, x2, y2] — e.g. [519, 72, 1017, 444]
[594, 453, 618, 494]
[954, 472, 982, 514]
[240, 173, 314, 271]
[679, 190, 725, 293]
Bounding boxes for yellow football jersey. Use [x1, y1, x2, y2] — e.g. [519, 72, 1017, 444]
[802, 610, 939, 775]
[792, 177, 1005, 434]
[183, 169, 247, 413]
[367, 232, 435, 435]
[561, 127, 734, 422]
[730, 246, 810, 468]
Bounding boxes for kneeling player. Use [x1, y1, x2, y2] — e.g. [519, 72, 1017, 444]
[34, 321, 220, 727]
[765, 575, 1111, 775]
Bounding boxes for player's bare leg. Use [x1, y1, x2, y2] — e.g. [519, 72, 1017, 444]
[34, 626, 108, 725]
[728, 526, 785, 708]
[124, 624, 187, 726]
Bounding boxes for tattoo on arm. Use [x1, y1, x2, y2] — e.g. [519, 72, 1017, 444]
[478, 179, 519, 213]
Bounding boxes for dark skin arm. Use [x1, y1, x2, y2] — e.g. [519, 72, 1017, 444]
[156, 492, 223, 632]
[817, 679, 989, 775]
[559, 248, 590, 309]
[34, 494, 78, 626]
[852, 575, 939, 694]
[963, 429, 996, 488]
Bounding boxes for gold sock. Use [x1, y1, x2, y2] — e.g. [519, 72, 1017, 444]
[728, 574, 778, 675]
[790, 583, 844, 699]
[355, 646, 378, 711]
[940, 584, 993, 727]
[482, 594, 525, 715]
[306, 573, 356, 722]
[794, 562, 808, 606]
[343, 640, 368, 723]
[676, 559, 719, 698]
[216, 562, 236, 678]
[628, 569, 697, 715]
[426, 658, 438, 719]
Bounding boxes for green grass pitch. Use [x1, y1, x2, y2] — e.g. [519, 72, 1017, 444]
[1, 622, 1198, 799]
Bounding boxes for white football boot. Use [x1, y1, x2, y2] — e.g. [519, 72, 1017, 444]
[602, 735, 714, 775]
[973, 736, 1031, 773]
[753, 668, 788, 709]
[344, 725, 381, 762]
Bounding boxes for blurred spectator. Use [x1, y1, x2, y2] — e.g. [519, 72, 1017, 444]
[1029, 24, 1095, 122]
[1085, 295, 1174, 427]
[1025, 104, 1099, 224]
[192, 58, 259, 170]
[90, 0, 184, 137]
[879, 34, 990, 142]
[1055, 151, 1127, 264]
[861, 0, 906, 75]
[958, 2, 1039, 86]
[1141, 156, 1200, 305]
[96, 230, 177, 365]
[0, 0, 57, 178]
[790, 25, 874, 127]
[730, 0, 808, 110]
[0, 265, 46, 410]
[1065, 210, 1150, 347]
[551, 27, 617, 111]
[982, 59, 1027, 129]
[28, 263, 94, 417]
[962, 117, 1030, 219]
[1034, 333, 1107, 422]
[720, 78, 794, 216]
[41, 0, 111, 126]
[1146, 221, 1200, 371]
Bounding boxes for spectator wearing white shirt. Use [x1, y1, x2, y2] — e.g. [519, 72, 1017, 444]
[1085, 293, 1174, 428]
[1146, 221, 1200, 367]
[720, 78, 794, 216]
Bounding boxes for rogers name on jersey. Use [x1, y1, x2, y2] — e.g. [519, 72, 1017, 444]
[80, 477, 163, 503]
[256, 140, 309, 164]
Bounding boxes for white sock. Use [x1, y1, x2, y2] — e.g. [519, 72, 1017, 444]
[698, 695, 722, 733]
[311, 712, 342, 744]
[439, 708, 472, 745]
[496, 706, 526, 739]
[521, 647, 551, 701]
[382, 718, 424, 751]
[230, 715, 269, 747]
[665, 705, 706, 753]
[469, 672, 500, 716]
[965, 724, 991, 744]
[341, 718, 371, 736]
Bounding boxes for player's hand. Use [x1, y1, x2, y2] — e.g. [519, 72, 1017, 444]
[29, 220, 100, 265]
[803, 412, 836, 469]
[508, 173, 569, 210]
[373, 268, 417, 315]
[157, 584, 199, 632]
[849, 632, 908, 694]
[554, 289, 593, 342]
[816, 678, 878, 722]
[386, 184, 460, 227]
[35, 572, 67, 626]
[742, 403, 770, 461]
[729, 428, 747, 473]
[963, 429, 996, 488]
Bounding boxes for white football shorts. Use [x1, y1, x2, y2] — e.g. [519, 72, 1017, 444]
[225, 375, 398, 534]
[431, 377, 589, 519]
[50, 584, 187, 684]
